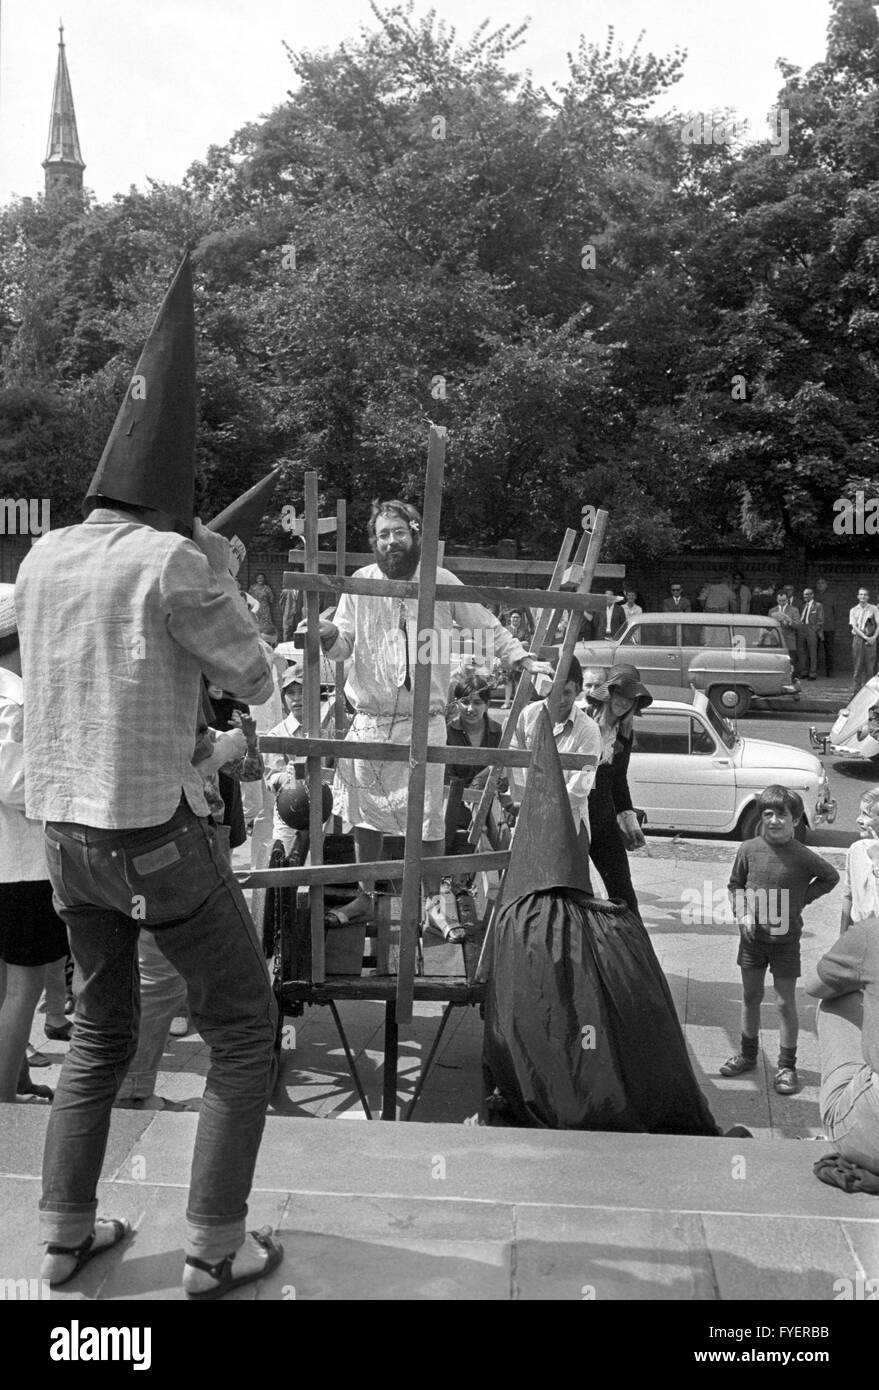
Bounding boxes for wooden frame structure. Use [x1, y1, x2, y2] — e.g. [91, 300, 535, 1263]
[239, 426, 610, 1119]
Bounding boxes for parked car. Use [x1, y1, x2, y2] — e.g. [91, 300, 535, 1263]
[574, 612, 799, 717]
[809, 675, 879, 762]
[626, 689, 836, 840]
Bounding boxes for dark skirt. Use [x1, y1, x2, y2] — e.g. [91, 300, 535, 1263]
[482, 889, 718, 1135]
[0, 879, 69, 967]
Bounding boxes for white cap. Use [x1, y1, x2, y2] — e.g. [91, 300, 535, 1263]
[0, 584, 16, 640]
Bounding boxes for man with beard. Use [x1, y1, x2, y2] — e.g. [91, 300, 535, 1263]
[301, 499, 551, 935]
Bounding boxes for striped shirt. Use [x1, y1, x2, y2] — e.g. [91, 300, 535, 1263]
[14, 510, 274, 828]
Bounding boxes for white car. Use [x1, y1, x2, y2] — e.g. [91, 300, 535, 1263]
[628, 690, 836, 840]
[809, 675, 879, 762]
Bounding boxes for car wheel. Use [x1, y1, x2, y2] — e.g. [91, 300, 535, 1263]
[738, 803, 761, 840]
[710, 685, 751, 718]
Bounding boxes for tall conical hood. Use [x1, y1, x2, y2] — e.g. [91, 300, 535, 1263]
[207, 467, 284, 547]
[499, 706, 593, 908]
[84, 255, 196, 528]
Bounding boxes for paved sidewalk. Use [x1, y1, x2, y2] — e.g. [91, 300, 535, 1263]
[24, 841, 849, 1135]
[8, 840, 876, 1301]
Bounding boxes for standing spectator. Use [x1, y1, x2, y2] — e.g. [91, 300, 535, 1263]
[510, 655, 602, 857]
[730, 571, 751, 614]
[0, 585, 70, 1104]
[584, 664, 652, 916]
[816, 580, 837, 678]
[798, 588, 822, 681]
[595, 589, 626, 639]
[769, 590, 801, 662]
[839, 788, 879, 932]
[661, 583, 691, 613]
[850, 586, 879, 694]
[248, 572, 277, 643]
[749, 580, 776, 617]
[699, 574, 734, 613]
[720, 785, 838, 1096]
[621, 588, 642, 624]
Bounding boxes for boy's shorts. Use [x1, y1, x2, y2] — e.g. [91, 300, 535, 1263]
[737, 936, 801, 979]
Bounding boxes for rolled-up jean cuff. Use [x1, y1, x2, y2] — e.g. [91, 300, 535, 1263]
[39, 1200, 98, 1251]
[185, 1211, 248, 1264]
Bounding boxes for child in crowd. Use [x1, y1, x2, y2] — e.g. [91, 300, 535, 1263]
[720, 784, 839, 1095]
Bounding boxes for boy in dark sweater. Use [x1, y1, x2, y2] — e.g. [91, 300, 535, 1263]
[720, 785, 839, 1095]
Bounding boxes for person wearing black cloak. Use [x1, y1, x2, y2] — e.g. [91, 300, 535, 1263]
[481, 706, 720, 1135]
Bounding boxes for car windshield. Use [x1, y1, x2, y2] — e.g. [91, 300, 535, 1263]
[705, 701, 738, 749]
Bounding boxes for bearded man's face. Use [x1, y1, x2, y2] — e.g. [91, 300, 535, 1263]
[373, 515, 420, 578]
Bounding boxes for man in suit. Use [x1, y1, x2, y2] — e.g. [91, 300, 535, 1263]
[798, 588, 822, 680]
[596, 589, 627, 639]
[769, 590, 801, 661]
[661, 583, 692, 613]
[816, 580, 837, 677]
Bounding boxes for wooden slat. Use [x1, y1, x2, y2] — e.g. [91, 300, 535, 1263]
[279, 976, 483, 1004]
[467, 528, 578, 845]
[304, 472, 325, 984]
[258, 735, 596, 769]
[334, 501, 347, 737]
[397, 425, 445, 1025]
[546, 510, 609, 724]
[287, 551, 625, 578]
[281, 572, 606, 612]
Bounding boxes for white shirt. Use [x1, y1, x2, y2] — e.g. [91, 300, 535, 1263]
[844, 839, 879, 923]
[513, 700, 602, 834]
[850, 603, 879, 640]
[0, 667, 49, 882]
[327, 563, 527, 716]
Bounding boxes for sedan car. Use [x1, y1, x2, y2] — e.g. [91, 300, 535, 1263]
[809, 675, 879, 762]
[627, 689, 836, 840]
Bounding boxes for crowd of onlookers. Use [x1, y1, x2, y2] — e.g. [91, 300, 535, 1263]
[578, 573, 879, 694]
[244, 566, 879, 697]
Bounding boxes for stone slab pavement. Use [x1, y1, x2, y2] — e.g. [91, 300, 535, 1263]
[1, 1108, 877, 1301]
[10, 838, 876, 1302]
[24, 838, 851, 1135]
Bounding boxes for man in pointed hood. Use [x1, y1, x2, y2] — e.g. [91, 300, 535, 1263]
[14, 255, 284, 1299]
[482, 708, 719, 1136]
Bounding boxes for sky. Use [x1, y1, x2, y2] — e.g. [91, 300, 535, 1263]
[0, 0, 839, 205]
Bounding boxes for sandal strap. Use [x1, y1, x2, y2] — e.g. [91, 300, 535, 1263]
[45, 1231, 95, 1260]
[185, 1252, 234, 1281]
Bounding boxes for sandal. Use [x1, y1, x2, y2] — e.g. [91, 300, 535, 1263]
[42, 1218, 132, 1287]
[184, 1227, 283, 1300]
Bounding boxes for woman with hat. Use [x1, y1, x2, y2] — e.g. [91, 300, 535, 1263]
[0, 584, 69, 1102]
[585, 663, 652, 916]
[443, 670, 506, 897]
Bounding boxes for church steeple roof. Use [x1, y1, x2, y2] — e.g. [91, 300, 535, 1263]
[43, 21, 85, 195]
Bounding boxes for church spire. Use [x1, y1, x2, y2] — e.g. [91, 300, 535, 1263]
[43, 19, 85, 198]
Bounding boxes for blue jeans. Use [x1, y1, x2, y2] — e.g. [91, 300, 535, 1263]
[39, 800, 277, 1262]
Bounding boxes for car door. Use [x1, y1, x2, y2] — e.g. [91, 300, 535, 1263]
[628, 708, 737, 830]
[614, 620, 682, 687]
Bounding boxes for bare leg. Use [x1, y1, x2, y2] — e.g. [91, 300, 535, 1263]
[333, 825, 384, 920]
[0, 962, 45, 1102]
[741, 965, 765, 1041]
[774, 976, 799, 1052]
